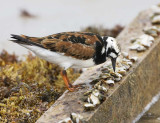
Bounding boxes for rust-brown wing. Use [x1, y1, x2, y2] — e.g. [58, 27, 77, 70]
[41, 38, 95, 60]
[49, 32, 103, 45]
[20, 35, 45, 44]
[17, 32, 103, 60]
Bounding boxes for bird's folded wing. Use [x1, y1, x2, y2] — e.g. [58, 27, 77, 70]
[50, 32, 103, 45]
[14, 32, 104, 60]
[41, 38, 95, 60]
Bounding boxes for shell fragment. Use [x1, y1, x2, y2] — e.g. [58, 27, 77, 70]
[58, 117, 73, 123]
[88, 93, 100, 106]
[129, 34, 154, 52]
[70, 113, 83, 123]
[129, 44, 147, 51]
[84, 103, 95, 110]
[116, 67, 126, 76]
[152, 15, 160, 24]
[110, 72, 122, 82]
[130, 56, 138, 62]
[143, 26, 160, 37]
[94, 83, 108, 92]
[105, 80, 114, 86]
[122, 52, 129, 59]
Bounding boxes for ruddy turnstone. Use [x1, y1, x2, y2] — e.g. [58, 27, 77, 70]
[10, 32, 120, 91]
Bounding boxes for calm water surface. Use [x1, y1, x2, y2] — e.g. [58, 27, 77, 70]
[0, 0, 159, 55]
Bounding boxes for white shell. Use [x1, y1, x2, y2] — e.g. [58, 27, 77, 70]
[105, 80, 114, 85]
[71, 113, 83, 123]
[144, 26, 160, 32]
[88, 94, 100, 105]
[152, 15, 160, 24]
[126, 61, 132, 66]
[110, 72, 122, 82]
[116, 67, 126, 76]
[58, 117, 73, 123]
[129, 43, 140, 50]
[121, 59, 132, 69]
[130, 56, 138, 62]
[115, 77, 122, 82]
[138, 34, 154, 47]
[143, 26, 160, 37]
[92, 89, 100, 97]
[129, 34, 154, 51]
[98, 86, 108, 92]
[94, 83, 108, 92]
[136, 45, 147, 51]
[83, 89, 93, 96]
[84, 103, 95, 110]
[115, 72, 122, 78]
[129, 44, 146, 51]
[122, 52, 129, 59]
[122, 58, 131, 62]
[122, 64, 130, 70]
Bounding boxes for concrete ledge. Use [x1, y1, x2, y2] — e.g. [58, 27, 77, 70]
[37, 8, 160, 123]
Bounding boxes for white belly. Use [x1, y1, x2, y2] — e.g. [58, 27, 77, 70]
[21, 45, 95, 69]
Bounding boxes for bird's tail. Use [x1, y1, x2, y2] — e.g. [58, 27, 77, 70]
[10, 34, 31, 45]
[10, 34, 44, 48]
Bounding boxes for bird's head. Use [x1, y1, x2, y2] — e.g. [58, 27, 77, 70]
[103, 36, 120, 72]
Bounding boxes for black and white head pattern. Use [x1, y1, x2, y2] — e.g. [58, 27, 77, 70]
[103, 36, 120, 59]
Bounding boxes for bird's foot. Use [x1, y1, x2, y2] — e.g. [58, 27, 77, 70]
[61, 70, 84, 92]
[67, 84, 80, 92]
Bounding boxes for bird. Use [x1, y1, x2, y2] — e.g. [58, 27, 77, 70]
[10, 32, 120, 91]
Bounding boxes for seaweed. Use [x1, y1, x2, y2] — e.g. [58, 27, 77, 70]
[0, 25, 123, 122]
[0, 52, 80, 122]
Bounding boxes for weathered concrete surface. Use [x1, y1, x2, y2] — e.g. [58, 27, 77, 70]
[37, 8, 160, 123]
[138, 95, 160, 123]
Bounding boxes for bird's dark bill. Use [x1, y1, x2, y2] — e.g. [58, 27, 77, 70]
[111, 58, 117, 72]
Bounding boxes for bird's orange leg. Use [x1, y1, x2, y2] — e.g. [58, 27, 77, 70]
[61, 70, 76, 92]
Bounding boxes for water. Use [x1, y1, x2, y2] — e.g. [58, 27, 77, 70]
[0, 0, 159, 55]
